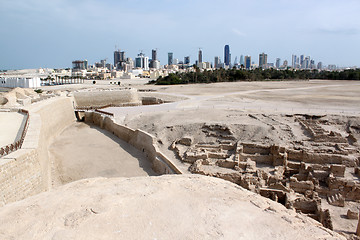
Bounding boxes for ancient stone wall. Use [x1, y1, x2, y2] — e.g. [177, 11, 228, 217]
[85, 112, 182, 175]
[74, 89, 141, 108]
[0, 97, 75, 206]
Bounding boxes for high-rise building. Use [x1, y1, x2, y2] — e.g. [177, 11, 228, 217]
[283, 60, 288, 68]
[291, 55, 297, 68]
[317, 62, 323, 70]
[72, 60, 85, 70]
[84, 59, 88, 70]
[150, 49, 160, 69]
[168, 52, 173, 65]
[276, 58, 281, 69]
[328, 64, 337, 71]
[106, 63, 113, 71]
[114, 50, 121, 66]
[184, 56, 190, 65]
[259, 53, 268, 68]
[100, 59, 106, 68]
[174, 58, 179, 65]
[114, 50, 125, 64]
[120, 51, 126, 62]
[310, 59, 315, 69]
[240, 55, 244, 66]
[304, 56, 310, 69]
[135, 53, 149, 70]
[224, 45, 230, 66]
[198, 49, 202, 63]
[244, 56, 251, 70]
[152, 49, 157, 61]
[300, 55, 305, 68]
[234, 56, 238, 66]
[214, 56, 220, 68]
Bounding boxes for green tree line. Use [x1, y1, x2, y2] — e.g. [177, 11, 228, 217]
[150, 68, 360, 85]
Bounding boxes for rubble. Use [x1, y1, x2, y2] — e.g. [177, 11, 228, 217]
[169, 114, 360, 232]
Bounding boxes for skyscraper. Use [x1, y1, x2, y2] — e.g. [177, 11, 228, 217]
[84, 59, 88, 70]
[300, 55, 305, 68]
[224, 45, 230, 66]
[291, 55, 297, 68]
[114, 50, 126, 70]
[184, 56, 190, 65]
[276, 58, 281, 69]
[198, 49, 203, 63]
[114, 50, 121, 66]
[317, 62, 323, 70]
[244, 56, 251, 70]
[135, 52, 149, 70]
[240, 55, 244, 66]
[168, 52, 173, 65]
[152, 49, 157, 61]
[259, 53, 268, 68]
[214, 56, 220, 68]
[150, 49, 160, 69]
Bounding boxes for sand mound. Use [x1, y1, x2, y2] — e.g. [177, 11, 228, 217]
[0, 87, 39, 106]
[0, 175, 344, 240]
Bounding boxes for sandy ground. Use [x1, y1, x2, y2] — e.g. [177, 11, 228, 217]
[1, 79, 359, 239]
[0, 112, 25, 147]
[104, 80, 360, 120]
[0, 175, 345, 240]
[49, 122, 157, 187]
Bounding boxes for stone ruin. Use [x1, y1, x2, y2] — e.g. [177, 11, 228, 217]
[170, 116, 360, 231]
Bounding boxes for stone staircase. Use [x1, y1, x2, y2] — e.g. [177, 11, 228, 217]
[327, 193, 345, 207]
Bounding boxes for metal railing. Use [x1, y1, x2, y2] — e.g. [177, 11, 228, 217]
[0, 109, 29, 158]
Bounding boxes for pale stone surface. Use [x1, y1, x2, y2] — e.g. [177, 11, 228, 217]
[0, 175, 345, 240]
[49, 122, 157, 186]
[0, 112, 25, 147]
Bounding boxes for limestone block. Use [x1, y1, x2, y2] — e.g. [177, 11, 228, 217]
[208, 152, 228, 159]
[242, 143, 270, 155]
[176, 136, 193, 146]
[355, 167, 360, 177]
[347, 209, 359, 219]
[184, 150, 207, 163]
[290, 178, 315, 194]
[291, 197, 320, 214]
[312, 170, 329, 182]
[320, 209, 333, 230]
[330, 164, 345, 177]
[217, 160, 237, 169]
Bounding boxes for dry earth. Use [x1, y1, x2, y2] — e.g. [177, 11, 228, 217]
[49, 122, 157, 187]
[0, 175, 345, 240]
[1, 80, 360, 239]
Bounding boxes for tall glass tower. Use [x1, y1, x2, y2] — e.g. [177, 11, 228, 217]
[224, 45, 230, 66]
[168, 52, 173, 65]
[198, 49, 203, 63]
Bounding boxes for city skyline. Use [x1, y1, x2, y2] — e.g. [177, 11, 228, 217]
[1, 0, 360, 69]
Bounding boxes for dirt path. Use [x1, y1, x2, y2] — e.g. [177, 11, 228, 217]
[49, 122, 157, 187]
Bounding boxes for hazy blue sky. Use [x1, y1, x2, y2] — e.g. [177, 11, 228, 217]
[1, 0, 359, 69]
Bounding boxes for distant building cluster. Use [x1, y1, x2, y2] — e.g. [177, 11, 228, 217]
[65, 44, 347, 81]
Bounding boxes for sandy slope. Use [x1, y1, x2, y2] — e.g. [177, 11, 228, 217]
[0, 175, 345, 240]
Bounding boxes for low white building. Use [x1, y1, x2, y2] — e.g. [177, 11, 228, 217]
[0, 77, 41, 88]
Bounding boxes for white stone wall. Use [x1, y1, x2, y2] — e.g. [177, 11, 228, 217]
[0, 77, 41, 88]
[0, 96, 76, 206]
[85, 112, 182, 175]
[74, 89, 141, 108]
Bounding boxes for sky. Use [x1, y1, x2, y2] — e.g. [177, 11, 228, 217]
[1, 0, 360, 70]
